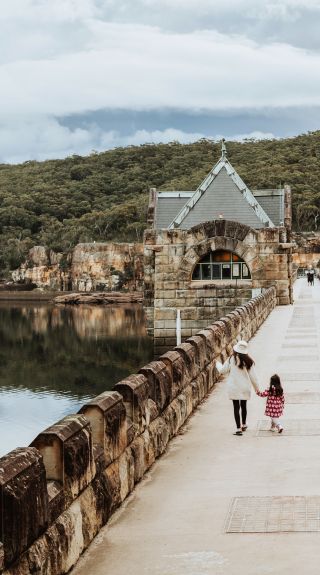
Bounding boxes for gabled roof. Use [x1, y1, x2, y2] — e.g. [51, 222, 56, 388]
[252, 189, 284, 227]
[168, 148, 274, 230]
[155, 191, 193, 229]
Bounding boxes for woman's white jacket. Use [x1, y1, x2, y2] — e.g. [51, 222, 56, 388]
[220, 356, 259, 400]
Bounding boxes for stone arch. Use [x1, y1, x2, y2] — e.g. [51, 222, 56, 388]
[178, 221, 260, 281]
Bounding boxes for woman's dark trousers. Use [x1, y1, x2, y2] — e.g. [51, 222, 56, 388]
[232, 400, 247, 428]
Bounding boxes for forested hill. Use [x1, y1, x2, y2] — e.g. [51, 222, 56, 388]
[0, 131, 320, 275]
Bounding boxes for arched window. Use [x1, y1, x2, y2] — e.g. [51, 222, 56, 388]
[192, 250, 251, 281]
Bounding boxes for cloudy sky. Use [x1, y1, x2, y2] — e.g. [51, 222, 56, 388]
[1, 0, 320, 163]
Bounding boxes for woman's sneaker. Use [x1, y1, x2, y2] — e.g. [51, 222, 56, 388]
[277, 425, 283, 434]
[233, 430, 243, 436]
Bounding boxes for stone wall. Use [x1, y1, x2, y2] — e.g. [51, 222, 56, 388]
[292, 252, 320, 270]
[0, 287, 276, 575]
[12, 243, 144, 292]
[12, 246, 68, 290]
[144, 220, 293, 353]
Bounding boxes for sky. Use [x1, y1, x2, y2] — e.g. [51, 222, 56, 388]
[1, 0, 320, 163]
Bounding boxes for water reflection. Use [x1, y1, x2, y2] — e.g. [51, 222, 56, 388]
[0, 303, 153, 455]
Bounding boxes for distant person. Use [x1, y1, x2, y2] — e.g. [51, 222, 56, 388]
[307, 269, 315, 285]
[256, 374, 284, 433]
[218, 340, 259, 436]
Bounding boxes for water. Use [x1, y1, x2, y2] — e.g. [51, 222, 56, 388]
[0, 302, 153, 456]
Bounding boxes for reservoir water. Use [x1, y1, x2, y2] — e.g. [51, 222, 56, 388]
[0, 302, 153, 456]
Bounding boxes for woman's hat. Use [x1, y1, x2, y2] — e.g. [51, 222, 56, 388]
[233, 340, 248, 354]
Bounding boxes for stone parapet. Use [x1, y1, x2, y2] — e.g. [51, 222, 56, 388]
[0, 287, 276, 575]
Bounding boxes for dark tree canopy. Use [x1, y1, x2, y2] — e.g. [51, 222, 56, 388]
[0, 131, 319, 276]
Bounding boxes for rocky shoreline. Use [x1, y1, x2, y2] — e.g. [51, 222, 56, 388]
[53, 291, 143, 305]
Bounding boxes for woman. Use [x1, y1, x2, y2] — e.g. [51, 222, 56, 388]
[219, 340, 259, 436]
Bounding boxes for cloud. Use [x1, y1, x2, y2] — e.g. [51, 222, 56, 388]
[0, 1, 319, 161]
[1, 22, 320, 121]
[101, 0, 320, 48]
[0, 115, 276, 164]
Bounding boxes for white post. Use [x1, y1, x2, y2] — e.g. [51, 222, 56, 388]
[176, 309, 181, 346]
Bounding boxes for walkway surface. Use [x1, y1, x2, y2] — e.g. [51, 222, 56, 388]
[72, 278, 320, 575]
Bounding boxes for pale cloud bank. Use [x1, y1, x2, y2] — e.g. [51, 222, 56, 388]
[0, 0, 318, 162]
[1, 23, 320, 119]
[0, 116, 275, 164]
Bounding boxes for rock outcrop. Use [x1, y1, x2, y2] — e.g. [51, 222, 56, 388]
[71, 243, 143, 292]
[54, 292, 143, 305]
[12, 243, 144, 292]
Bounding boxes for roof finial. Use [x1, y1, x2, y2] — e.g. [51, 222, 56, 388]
[221, 138, 227, 159]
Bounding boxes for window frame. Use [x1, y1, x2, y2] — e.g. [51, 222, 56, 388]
[192, 250, 251, 281]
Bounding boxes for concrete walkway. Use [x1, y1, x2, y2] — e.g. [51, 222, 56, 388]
[72, 278, 320, 575]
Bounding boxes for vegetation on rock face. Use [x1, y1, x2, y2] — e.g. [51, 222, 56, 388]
[0, 131, 319, 276]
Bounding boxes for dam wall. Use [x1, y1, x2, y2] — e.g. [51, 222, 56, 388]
[0, 287, 276, 575]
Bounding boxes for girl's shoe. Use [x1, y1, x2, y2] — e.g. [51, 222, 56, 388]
[277, 426, 283, 434]
[233, 430, 243, 436]
[241, 425, 248, 432]
[270, 423, 276, 432]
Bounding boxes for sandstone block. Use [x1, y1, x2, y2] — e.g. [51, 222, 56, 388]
[140, 360, 172, 411]
[114, 374, 149, 433]
[79, 392, 127, 466]
[32, 415, 95, 504]
[160, 350, 186, 399]
[0, 447, 49, 567]
[174, 341, 200, 382]
[148, 417, 170, 459]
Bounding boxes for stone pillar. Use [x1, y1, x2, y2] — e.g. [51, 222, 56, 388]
[31, 414, 95, 505]
[284, 184, 292, 234]
[0, 447, 48, 568]
[79, 391, 127, 465]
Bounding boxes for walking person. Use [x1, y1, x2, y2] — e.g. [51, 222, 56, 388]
[256, 374, 284, 433]
[219, 340, 259, 436]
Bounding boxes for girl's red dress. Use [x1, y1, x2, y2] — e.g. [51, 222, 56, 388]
[257, 389, 285, 417]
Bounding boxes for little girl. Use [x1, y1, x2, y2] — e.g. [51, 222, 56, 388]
[256, 374, 284, 433]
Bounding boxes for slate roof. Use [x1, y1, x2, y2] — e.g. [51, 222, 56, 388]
[156, 191, 193, 229]
[252, 189, 284, 227]
[151, 146, 285, 230]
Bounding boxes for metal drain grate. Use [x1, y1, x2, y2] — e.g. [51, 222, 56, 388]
[281, 373, 320, 381]
[282, 344, 317, 348]
[278, 355, 319, 361]
[285, 335, 316, 339]
[225, 496, 320, 533]
[287, 329, 317, 333]
[256, 419, 320, 436]
[286, 392, 320, 403]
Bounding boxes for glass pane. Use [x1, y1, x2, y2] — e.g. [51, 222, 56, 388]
[232, 254, 240, 262]
[212, 264, 221, 279]
[242, 264, 250, 278]
[192, 265, 201, 280]
[232, 263, 240, 278]
[222, 264, 231, 279]
[212, 250, 231, 262]
[200, 253, 211, 263]
[201, 264, 212, 280]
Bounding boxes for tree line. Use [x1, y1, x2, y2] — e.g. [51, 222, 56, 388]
[0, 131, 319, 276]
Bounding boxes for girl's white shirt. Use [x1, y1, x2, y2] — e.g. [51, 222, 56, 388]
[219, 355, 259, 400]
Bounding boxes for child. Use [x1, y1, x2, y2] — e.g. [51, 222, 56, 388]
[256, 374, 284, 433]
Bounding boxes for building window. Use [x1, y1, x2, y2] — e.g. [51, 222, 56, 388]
[192, 250, 251, 281]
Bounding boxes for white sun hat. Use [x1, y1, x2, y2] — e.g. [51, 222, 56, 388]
[233, 340, 249, 354]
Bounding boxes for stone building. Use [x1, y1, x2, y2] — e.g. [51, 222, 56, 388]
[144, 143, 293, 353]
